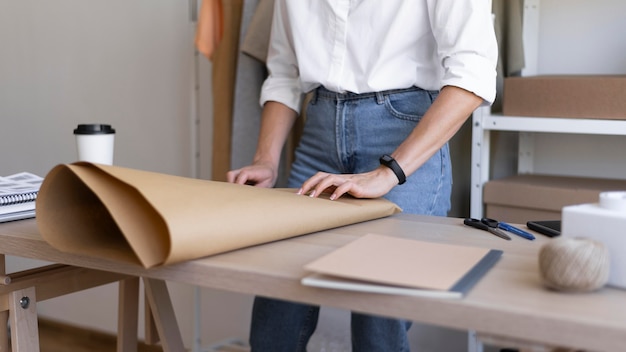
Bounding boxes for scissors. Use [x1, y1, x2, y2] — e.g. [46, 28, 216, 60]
[463, 218, 511, 240]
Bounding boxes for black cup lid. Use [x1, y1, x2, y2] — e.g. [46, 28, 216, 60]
[73, 124, 115, 135]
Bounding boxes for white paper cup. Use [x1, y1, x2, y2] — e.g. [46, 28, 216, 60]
[73, 124, 116, 165]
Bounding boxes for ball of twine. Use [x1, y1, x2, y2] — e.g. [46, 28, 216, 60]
[538, 237, 610, 292]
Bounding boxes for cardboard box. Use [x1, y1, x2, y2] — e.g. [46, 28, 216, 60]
[502, 75, 626, 119]
[483, 174, 626, 224]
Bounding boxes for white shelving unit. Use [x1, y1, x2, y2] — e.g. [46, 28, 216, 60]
[469, 0, 626, 219]
[469, 110, 626, 218]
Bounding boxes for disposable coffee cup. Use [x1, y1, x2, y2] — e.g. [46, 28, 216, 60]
[73, 124, 116, 165]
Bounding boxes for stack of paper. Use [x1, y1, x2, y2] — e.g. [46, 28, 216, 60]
[0, 172, 44, 222]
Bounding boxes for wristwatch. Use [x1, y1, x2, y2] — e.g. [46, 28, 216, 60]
[379, 154, 406, 185]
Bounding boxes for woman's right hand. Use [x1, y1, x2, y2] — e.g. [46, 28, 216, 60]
[227, 101, 298, 189]
[226, 161, 278, 188]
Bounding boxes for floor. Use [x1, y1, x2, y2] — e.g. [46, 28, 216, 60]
[32, 318, 574, 352]
[30, 319, 564, 352]
[37, 318, 163, 352]
[35, 318, 250, 352]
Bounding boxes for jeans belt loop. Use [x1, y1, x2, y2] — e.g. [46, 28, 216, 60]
[375, 91, 385, 105]
[310, 87, 319, 105]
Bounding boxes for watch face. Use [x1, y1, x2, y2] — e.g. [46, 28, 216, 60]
[381, 155, 393, 164]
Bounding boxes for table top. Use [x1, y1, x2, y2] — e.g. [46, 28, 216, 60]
[1, 214, 624, 351]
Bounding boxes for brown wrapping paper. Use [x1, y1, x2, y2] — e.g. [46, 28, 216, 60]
[36, 163, 401, 268]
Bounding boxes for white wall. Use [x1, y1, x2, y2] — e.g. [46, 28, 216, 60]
[0, 0, 197, 177]
[537, 0, 626, 75]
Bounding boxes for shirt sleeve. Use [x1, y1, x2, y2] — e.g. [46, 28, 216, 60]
[259, 0, 304, 113]
[427, 0, 499, 105]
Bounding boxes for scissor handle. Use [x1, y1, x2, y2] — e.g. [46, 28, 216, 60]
[464, 218, 489, 231]
[480, 217, 499, 228]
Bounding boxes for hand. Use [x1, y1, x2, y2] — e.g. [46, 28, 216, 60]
[298, 166, 400, 200]
[226, 161, 278, 188]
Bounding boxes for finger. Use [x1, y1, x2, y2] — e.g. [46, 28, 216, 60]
[311, 175, 345, 198]
[226, 169, 240, 183]
[298, 172, 328, 196]
[329, 181, 354, 200]
[233, 171, 251, 185]
[238, 169, 276, 187]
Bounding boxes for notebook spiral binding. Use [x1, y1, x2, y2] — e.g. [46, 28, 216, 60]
[0, 192, 38, 206]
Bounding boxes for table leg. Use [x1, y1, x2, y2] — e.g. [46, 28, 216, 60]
[0, 310, 7, 352]
[9, 286, 39, 352]
[143, 278, 184, 352]
[468, 330, 484, 352]
[118, 277, 140, 352]
[144, 297, 159, 345]
[0, 254, 8, 352]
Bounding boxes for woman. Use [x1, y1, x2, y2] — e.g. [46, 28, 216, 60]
[227, 1, 498, 350]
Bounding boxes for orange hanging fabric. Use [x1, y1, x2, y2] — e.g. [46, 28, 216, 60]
[195, 0, 224, 60]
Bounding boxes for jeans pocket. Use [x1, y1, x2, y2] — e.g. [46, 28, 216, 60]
[383, 89, 438, 121]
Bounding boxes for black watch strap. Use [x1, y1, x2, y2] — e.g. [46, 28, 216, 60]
[379, 154, 406, 185]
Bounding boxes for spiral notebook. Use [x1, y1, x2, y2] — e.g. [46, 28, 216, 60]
[0, 172, 44, 222]
[302, 233, 502, 299]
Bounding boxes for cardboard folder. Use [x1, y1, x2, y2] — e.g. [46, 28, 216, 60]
[302, 234, 502, 299]
[35, 162, 401, 268]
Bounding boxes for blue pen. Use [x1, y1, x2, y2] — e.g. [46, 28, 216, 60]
[497, 221, 535, 240]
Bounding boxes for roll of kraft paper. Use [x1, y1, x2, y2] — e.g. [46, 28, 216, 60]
[562, 191, 626, 289]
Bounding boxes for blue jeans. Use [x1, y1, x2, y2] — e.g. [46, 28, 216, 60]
[250, 86, 452, 352]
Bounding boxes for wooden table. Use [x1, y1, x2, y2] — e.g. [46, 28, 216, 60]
[1, 214, 625, 352]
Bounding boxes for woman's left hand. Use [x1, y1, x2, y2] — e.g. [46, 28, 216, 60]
[297, 166, 400, 200]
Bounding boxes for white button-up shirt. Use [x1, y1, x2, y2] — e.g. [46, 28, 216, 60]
[260, 0, 498, 113]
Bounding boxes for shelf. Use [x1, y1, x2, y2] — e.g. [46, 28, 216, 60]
[479, 114, 626, 135]
[470, 108, 626, 219]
